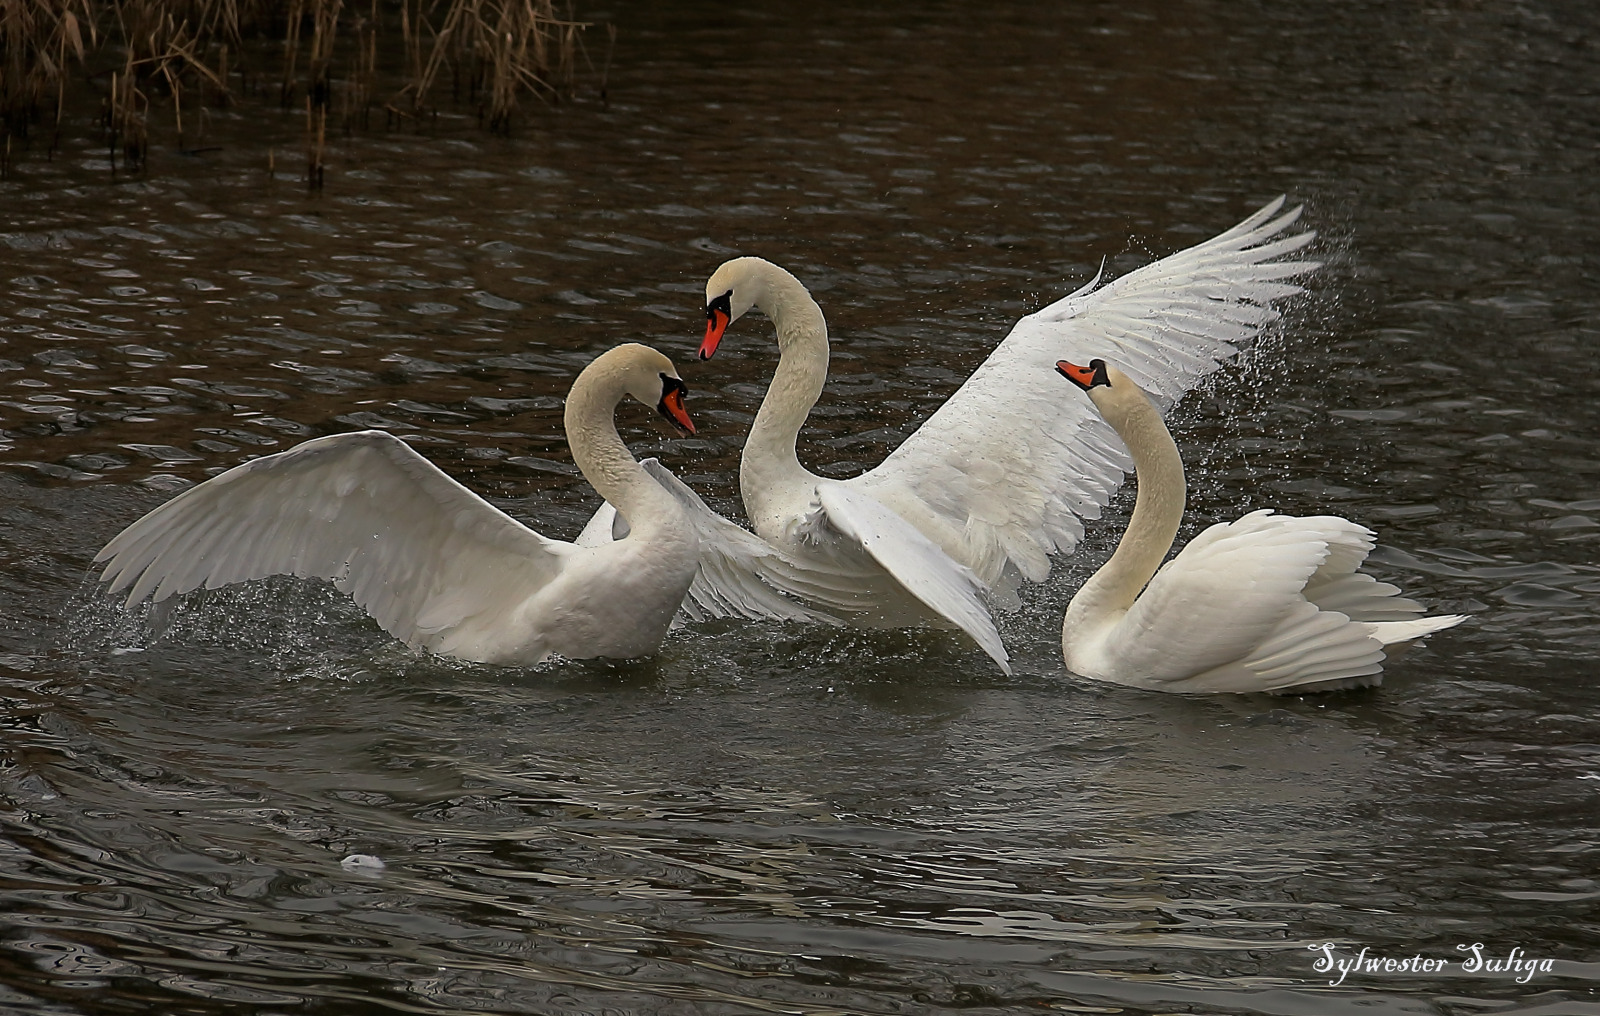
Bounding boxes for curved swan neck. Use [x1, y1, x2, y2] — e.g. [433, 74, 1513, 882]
[741, 262, 828, 527]
[564, 359, 679, 537]
[1070, 382, 1187, 615]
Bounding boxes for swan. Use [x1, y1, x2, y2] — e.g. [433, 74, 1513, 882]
[94, 343, 726, 666]
[1053, 356, 1465, 693]
[675, 197, 1320, 673]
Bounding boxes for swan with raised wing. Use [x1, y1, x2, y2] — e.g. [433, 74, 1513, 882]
[96, 343, 730, 666]
[1053, 357, 1465, 693]
[676, 197, 1319, 674]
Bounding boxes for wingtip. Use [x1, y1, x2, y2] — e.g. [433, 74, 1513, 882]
[977, 629, 1012, 675]
[1238, 194, 1289, 234]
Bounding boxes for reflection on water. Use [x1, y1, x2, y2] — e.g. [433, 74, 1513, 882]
[2, 0, 1599, 1013]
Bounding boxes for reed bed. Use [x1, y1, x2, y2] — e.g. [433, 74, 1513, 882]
[1, 0, 94, 172]
[0, 0, 592, 182]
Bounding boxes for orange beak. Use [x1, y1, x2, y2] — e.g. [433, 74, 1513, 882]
[656, 379, 696, 435]
[700, 307, 729, 361]
[1055, 358, 1109, 392]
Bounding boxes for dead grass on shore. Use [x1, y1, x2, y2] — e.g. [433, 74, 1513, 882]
[1, 0, 593, 182]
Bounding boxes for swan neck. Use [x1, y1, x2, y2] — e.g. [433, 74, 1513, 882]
[1073, 388, 1187, 615]
[564, 369, 678, 537]
[742, 269, 828, 530]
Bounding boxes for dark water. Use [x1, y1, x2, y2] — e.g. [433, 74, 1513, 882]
[2, 1, 1599, 1013]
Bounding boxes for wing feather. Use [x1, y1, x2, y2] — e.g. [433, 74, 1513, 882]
[627, 459, 861, 625]
[851, 197, 1319, 587]
[1104, 511, 1455, 693]
[1113, 511, 1337, 685]
[1296, 520, 1435, 622]
[816, 481, 1010, 674]
[95, 430, 571, 654]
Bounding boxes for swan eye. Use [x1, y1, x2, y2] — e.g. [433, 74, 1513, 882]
[706, 290, 733, 320]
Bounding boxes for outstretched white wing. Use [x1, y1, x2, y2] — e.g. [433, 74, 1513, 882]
[850, 197, 1319, 587]
[94, 430, 571, 654]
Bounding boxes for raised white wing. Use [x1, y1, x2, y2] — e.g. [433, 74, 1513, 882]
[574, 498, 623, 548]
[815, 481, 1010, 674]
[94, 430, 571, 654]
[850, 196, 1319, 588]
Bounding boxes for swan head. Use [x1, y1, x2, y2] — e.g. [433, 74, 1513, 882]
[1056, 358, 1158, 432]
[1055, 358, 1111, 393]
[699, 257, 767, 360]
[654, 373, 695, 435]
[601, 343, 697, 435]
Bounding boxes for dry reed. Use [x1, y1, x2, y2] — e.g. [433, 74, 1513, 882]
[1, 0, 591, 178]
[1, 0, 95, 170]
[398, 0, 586, 133]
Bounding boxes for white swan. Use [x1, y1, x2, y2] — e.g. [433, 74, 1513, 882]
[95, 343, 718, 666]
[1053, 357, 1465, 693]
[675, 197, 1319, 673]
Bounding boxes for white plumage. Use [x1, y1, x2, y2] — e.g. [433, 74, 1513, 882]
[576, 457, 876, 627]
[94, 343, 753, 666]
[665, 197, 1320, 673]
[851, 198, 1317, 589]
[1054, 358, 1465, 694]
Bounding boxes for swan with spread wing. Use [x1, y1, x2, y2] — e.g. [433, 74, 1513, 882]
[642, 197, 1321, 674]
[94, 343, 820, 666]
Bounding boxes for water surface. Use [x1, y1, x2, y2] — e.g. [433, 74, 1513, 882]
[1, 1, 1598, 1013]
